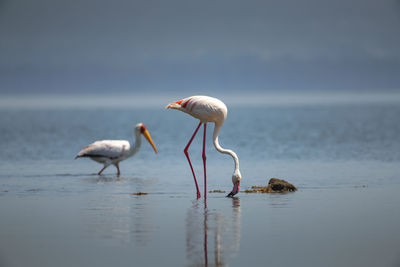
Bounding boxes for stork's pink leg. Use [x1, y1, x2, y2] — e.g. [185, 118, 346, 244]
[204, 205, 208, 266]
[98, 166, 107, 175]
[184, 122, 202, 198]
[202, 123, 207, 199]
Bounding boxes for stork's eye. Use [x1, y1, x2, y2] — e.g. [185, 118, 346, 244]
[140, 125, 146, 133]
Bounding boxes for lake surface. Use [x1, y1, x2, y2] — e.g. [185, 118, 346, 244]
[1, 93, 400, 266]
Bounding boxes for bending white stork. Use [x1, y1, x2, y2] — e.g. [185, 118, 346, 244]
[75, 123, 157, 175]
[166, 95, 241, 198]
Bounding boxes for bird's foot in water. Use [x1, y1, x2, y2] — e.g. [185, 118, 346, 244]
[227, 183, 240, 197]
[226, 191, 237, 197]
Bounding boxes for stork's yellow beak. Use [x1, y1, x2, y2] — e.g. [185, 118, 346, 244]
[142, 129, 158, 153]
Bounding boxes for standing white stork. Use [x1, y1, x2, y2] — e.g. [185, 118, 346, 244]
[75, 123, 157, 175]
[166, 96, 241, 198]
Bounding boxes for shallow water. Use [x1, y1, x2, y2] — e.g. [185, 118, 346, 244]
[1, 95, 400, 266]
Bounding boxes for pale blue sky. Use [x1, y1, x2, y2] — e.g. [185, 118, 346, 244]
[1, 0, 400, 93]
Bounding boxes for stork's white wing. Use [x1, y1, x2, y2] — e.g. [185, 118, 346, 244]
[77, 140, 130, 159]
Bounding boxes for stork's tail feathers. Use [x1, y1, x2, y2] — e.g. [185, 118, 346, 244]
[75, 154, 91, 159]
[75, 145, 92, 159]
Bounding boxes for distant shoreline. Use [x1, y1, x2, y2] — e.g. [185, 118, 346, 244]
[1, 92, 400, 109]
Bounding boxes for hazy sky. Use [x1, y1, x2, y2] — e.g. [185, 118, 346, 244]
[1, 0, 400, 93]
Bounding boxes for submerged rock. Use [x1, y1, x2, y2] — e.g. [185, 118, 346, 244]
[132, 192, 148, 195]
[209, 190, 226, 193]
[243, 186, 267, 193]
[244, 178, 297, 193]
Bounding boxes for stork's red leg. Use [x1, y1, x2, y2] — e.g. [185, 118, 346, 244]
[98, 166, 107, 175]
[115, 163, 120, 176]
[184, 122, 202, 198]
[202, 123, 207, 199]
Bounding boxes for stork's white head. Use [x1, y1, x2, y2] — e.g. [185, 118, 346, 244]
[134, 123, 144, 133]
[227, 169, 241, 197]
[135, 123, 158, 154]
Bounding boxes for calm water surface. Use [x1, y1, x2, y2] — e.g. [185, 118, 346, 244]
[1, 96, 400, 266]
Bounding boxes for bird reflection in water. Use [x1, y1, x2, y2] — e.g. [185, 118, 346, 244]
[186, 198, 241, 266]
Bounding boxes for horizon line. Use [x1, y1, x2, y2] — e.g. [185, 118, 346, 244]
[1, 91, 400, 109]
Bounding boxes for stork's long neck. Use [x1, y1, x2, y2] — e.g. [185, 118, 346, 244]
[213, 122, 240, 172]
[128, 131, 142, 157]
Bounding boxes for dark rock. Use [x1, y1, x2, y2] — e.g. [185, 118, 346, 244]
[243, 178, 297, 193]
[266, 178, 297, 193]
